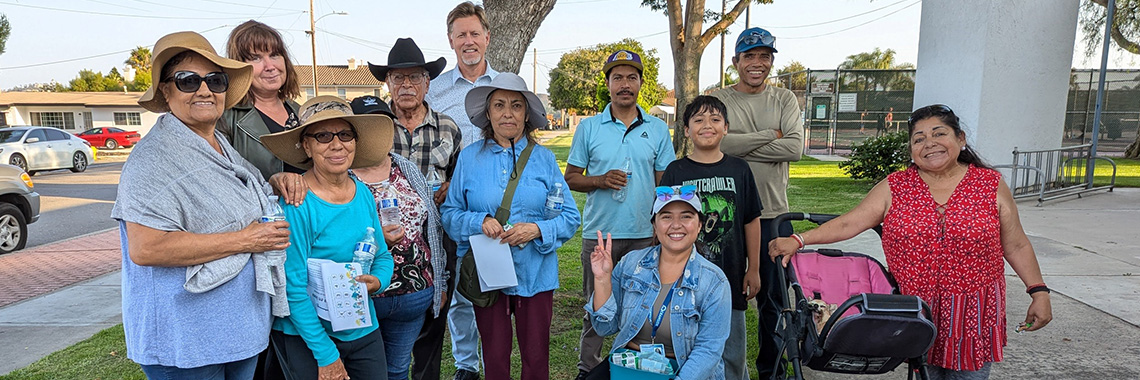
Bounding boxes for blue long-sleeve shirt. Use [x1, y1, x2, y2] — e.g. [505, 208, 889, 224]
[442, 137, 581, 297]
[272, 180, 394, 367]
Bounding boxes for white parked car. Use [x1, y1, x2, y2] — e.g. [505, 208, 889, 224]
[0, 126, 94, 175]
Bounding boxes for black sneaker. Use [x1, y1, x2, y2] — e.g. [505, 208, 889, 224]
[453, 369, 480, 380]
[574, 369, 589, 380]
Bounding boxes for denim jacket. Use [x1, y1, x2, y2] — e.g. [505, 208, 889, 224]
[586, 245, 731, 379]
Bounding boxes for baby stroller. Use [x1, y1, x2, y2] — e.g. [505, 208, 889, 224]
[768, 212, 936, 380]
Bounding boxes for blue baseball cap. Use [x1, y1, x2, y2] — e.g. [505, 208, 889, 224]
[602, 50, 644, 75]
[735, 27, 777, 54]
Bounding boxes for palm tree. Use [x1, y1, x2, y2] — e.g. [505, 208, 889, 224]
[124, 47, 151, 73]
[838, 48, 915, 91]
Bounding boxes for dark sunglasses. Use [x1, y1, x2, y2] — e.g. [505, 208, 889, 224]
[163, 71, 229, 93]
[305, 130, 356, 144]
[737, 31, 775, 48]
[908, 104, 954, 125]
[655, 185, 697, 202]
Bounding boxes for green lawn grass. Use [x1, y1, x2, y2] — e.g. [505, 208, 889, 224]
[21, 131, 1130, 379]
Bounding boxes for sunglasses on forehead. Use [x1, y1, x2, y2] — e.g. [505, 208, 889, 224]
[163, 71, 229, 94]
[737, 31, 775, 48]
[305, 130, 356, 143]
[655, 185, 697, 202]
[908, 104, 954, 125]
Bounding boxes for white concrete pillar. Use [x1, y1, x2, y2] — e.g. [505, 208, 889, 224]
[913, 0, 1079, 166]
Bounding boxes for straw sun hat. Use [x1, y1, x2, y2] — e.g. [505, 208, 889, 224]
[259, 96, 394, 170]
[137, 31, 253, 113]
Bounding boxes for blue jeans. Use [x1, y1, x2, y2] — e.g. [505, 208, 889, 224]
[374, 287, 434, 380]
[448, 257, 481, 372]
[140, 355, 258, 380]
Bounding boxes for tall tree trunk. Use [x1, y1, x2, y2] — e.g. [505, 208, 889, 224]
[1126, 130, 1140, 158]
[663, 0, 754, 155]
[672, 45, 702, 155]
[483, 0, 557, 74]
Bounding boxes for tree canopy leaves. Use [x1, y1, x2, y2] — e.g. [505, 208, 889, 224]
[547, 39, 666, 113]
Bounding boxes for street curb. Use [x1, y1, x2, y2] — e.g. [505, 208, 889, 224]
[21, 227, 117, 252]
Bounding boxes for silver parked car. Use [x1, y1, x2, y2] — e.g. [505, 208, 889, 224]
[0, 126, 94, 176]
[0, 164, 40, 254]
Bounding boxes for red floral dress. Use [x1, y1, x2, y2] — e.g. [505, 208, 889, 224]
[882, 165, 1006, 371]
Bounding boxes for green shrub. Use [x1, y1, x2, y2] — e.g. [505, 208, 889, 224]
[838, 131, 910, 182]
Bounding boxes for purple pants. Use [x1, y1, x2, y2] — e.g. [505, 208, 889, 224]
[473, 290, 554, 380]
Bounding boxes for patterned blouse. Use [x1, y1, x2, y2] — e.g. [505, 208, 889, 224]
[362, 165, 431, 296]
[883, 165, 1006, 371]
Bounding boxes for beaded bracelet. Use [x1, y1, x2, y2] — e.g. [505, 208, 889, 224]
[788, 233, 807, 248]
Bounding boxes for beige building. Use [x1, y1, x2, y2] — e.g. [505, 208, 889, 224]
[0, 92, 159, 135]
[295, 58, 387, 103]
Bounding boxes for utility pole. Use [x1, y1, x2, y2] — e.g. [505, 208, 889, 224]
[309, 0, 318, 96]
[533, 47, 538, 93]
[746, 2, 751, 28]
[719, 0, 727, 89]
[1087, 0, 1116, 187]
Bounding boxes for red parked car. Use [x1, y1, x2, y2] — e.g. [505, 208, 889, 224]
[75, 127, 141, 149]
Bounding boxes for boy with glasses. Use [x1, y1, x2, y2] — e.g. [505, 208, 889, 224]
[659, 95, 763, 380]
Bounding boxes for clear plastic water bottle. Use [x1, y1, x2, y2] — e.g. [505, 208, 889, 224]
[353, 227, 378, 275]
[378, 181, 401, 226]
[544, 182, 564, 219]
[259, 195, 286, 223]
[426, 169, 443, 193]
[612, 157, 632, 202]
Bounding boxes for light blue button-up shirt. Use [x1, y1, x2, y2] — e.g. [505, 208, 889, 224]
[441, 137, 581, 297]
[427, 64, 500, 149]
[567, 105, 675, 239]
[587, 245, 731, 379]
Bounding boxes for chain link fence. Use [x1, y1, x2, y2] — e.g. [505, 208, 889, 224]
[769, 68, 1140, 157]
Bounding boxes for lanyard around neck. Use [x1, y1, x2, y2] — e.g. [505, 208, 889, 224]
[648, 278, 683, 341]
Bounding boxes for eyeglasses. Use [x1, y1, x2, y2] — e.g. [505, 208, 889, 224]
[655, 185, 697, 202]
[305, 130, 356, 143]
[387, 72, 428, 85]
[737, 30, 775, 49]
[163, 71, 229, 93]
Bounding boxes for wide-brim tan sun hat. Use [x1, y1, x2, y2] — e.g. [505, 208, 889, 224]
[138, 31, 253, 113]
[259, 96, 394, 170]
[464, 73, 548, 130]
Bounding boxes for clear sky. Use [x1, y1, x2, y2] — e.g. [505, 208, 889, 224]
[0, 0, 1136, 93]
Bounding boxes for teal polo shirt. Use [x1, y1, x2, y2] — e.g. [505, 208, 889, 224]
[568, 104, 675, 239]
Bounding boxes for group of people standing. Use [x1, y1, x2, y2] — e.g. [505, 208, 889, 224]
[111, 2, 1052, 380]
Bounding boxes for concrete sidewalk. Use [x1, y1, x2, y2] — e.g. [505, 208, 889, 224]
[1, 189, 1138, 377]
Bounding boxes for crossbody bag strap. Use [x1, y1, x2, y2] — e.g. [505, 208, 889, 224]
[493, 141, 537, 225]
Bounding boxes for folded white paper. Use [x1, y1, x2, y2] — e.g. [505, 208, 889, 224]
[468, 234, 519, 292]
[306, 258, 373, 332]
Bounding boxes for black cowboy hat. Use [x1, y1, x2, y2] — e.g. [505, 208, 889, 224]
[367, 38, 447, 81]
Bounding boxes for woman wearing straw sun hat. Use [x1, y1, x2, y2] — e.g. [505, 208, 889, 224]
[259, 95, 396, 380]
[111, 31, 291, 379]
[441, 73, 580, 380]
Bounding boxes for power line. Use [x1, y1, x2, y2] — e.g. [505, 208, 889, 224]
[126, 0, 273, 16]
[0, 25, 233, 71]
[763, 0, 914, 29]
[782, 0, 921, 40]
[0, 1, 302, 20]
[83, 0, 149, 12]
[535, 30, 670, 55]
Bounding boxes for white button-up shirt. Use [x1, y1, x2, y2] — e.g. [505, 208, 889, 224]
[426, 63, 500, 149]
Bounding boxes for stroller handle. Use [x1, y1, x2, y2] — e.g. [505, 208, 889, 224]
[770, 212, 883, 239]
[770, 212, 840, 238]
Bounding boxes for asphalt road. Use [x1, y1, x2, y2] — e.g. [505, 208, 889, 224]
[24, 161, 122, 249]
